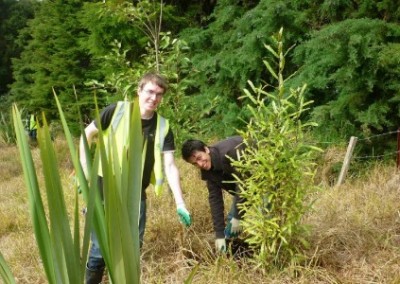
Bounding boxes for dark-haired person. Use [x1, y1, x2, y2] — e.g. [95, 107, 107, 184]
[181, 136, 245, 252]
[80, 72, 192, 284]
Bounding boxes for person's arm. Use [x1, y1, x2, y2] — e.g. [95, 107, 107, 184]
[207, 180, 227, 251]
[163, 151, 192, 227]
[79, 121, 98, 178]
[225, 189, 243, 238]
[207, 180, 226, 239]
[163, 151, 184, 206]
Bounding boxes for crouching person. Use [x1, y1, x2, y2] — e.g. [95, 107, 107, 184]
[181, 136, 246, 253]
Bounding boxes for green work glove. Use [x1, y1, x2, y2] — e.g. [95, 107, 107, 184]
[215, 238, 226, 253]
[177, 206, 192, 227]
[224, 217, 242, 238]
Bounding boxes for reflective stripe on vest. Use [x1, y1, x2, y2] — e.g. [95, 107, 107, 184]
[153, 115, 169, 196]
[101, 101, 169, 196]
[111, 101, 127, 131]
[30, 115, 37, 130]
[98, 101, 129, 177]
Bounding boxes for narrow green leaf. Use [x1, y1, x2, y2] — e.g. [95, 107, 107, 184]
[263, 60, 278, 80]
[0, 251, 16, 284]
[264, 43, 279, 58]
[91, 108, 112, 274]
[12, 105, 56, 283]
[37, 116, 70, 283]
[125, 98, 142, 282]
[183, 264, 200, 284]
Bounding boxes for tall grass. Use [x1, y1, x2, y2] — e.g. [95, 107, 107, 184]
[0, 112, 18, 145]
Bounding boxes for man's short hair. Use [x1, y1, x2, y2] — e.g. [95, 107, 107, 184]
[139, 72, 168, 93]
[181, 139, 207, 162]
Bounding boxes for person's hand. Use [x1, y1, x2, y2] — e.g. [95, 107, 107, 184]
[177, 206, 192, 227]
[230, 218, 242, 235]
[225, 217, 242, 238]
[215, 238, 226, 252]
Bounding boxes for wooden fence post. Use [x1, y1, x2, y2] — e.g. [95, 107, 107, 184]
[336, 136, 358, 187]
[397, 128, 400, 170]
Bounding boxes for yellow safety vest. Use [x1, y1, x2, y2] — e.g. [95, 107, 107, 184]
[30, 115, 37, 130]
[100, 101, 169, 196]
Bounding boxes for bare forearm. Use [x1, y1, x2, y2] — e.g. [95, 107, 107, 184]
[165, 164, 185, 206]
[163, 152, 185, 207]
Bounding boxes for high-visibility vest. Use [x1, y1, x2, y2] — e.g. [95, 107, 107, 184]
[30, 115, 37, 130]
[100, 101, 169, 196]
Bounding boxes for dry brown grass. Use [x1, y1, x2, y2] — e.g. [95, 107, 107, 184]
[2, 142, 400, 283]
[304, 163, 400, 283]
[0, 145, 45, 283]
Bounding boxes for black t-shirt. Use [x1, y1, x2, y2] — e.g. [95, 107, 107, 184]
[94, 103, 175, 199]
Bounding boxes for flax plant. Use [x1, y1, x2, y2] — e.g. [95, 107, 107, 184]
[5, 93, 143, 284]
[95, 98, 144, 283]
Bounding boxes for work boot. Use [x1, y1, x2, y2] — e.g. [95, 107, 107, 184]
[85, 265, 104, 284]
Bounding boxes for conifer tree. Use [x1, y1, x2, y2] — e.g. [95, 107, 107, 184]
[10, 0, 92, 134]
[291, 18, 400, 143]
[0, 0, 36, 98]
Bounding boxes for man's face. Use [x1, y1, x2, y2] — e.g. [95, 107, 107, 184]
[138, 81, 165, 113]
[188, 148, 212, 171]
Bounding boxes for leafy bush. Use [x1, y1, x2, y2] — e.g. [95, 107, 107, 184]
[233, 29, 321, 269]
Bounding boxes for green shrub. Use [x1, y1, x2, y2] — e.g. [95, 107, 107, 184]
[233, 28, 322, 269]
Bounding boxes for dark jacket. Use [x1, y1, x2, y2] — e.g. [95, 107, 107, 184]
[200, 136, 245, 238]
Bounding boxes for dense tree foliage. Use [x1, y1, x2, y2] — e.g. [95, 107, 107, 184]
[10, 0, 95, 134]
[179, 0, 400, 139]
[291, 19, 400, 142]
[6, 0, 194, 134]
[0, 0, 399, 148]
[0, 0, 37, 97]
[179, 0, 314, 137]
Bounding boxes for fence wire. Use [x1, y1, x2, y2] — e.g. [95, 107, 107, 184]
[318, 129, 400, 161]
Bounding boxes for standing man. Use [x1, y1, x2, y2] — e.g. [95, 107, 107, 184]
[80, 72, 192, 284]
[181, 136, 245, 252]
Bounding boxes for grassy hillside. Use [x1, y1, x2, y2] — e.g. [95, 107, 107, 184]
[1, 138, 400, 283]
